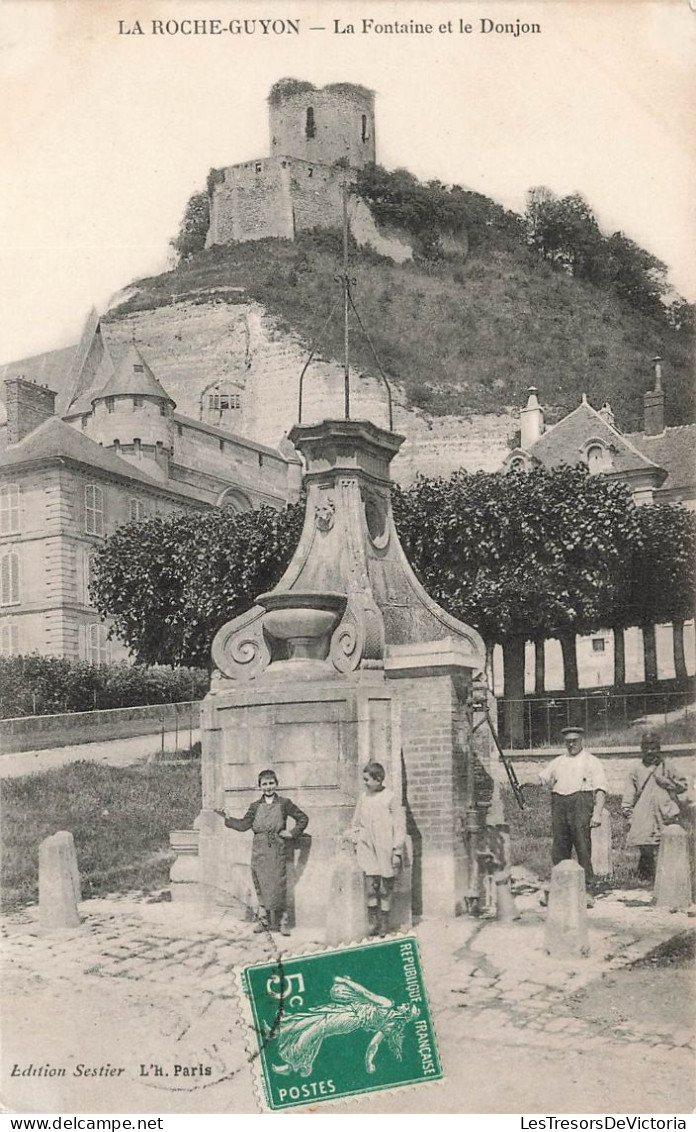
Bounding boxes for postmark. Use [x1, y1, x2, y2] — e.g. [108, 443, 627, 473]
[237, 935, 441, 1111]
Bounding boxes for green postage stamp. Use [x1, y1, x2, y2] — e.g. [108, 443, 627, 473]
[238, 935, 442, 1110]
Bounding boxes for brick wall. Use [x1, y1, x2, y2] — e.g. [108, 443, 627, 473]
[394, 673, 471, 915]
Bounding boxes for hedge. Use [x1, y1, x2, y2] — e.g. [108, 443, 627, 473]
[0, 656, 209, 720]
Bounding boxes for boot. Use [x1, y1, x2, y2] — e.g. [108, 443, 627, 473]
[279, 912, 291, 937]
[377, 908, 389, 938]
[366, 906, 380, 937]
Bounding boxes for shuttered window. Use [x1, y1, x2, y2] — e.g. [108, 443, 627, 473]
[0, 550, 20, 606]
[0, 484, 20, 535]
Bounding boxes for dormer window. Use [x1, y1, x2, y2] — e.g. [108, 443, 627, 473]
[581, 437, 613, 474]
[134, 364, 144, 374]
[587, 445, 604, 472]
[509, 457, 526, 473]
[305, 106, 316, 139]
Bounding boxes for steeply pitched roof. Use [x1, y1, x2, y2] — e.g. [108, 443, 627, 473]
[0, 417, 163, 484]
[624, 425, 696, 494]
[0, 416, 206, 504]
[92, 344, 175, 405]
[528, 400, 665, 479]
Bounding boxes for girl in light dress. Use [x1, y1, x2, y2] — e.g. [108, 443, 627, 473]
[346, 761, 405, 938]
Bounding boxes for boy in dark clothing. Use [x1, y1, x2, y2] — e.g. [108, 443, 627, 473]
[216, 769, 308, 936]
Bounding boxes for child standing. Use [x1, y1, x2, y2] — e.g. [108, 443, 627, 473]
[216, 769, 308, 936]
[347, 761, 405, 938]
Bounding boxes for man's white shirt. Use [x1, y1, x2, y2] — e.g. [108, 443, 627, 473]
[539, 749, 608, 795]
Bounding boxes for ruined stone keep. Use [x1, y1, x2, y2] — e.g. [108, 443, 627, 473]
[206, 80, 378, 247]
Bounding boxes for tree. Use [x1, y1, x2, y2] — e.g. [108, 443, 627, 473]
[393, 465, 639, 745]
[525, 190, 607, 284]
[170, 191, 210, 260]
[605, 232, 668, 319]
[91, 505, 304, 668]
[624, 504, 696, 687]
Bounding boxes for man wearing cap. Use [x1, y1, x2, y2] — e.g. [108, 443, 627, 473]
[622, 730, 687, 884]
[539, 725, 607, 905]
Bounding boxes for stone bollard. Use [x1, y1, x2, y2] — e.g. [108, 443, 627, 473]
[544, 859, 589, 958]
[39, 831, 81, 931]
[325, 843, 368, 946]
[654, 825, 691, 911]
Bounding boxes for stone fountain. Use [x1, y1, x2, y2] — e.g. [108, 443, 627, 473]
[171, 417, 487, 927]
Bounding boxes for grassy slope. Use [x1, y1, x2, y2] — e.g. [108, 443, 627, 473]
[1, 760, 201, 910]
[109, 232, 694, 428]
[1, 763, 644, 912]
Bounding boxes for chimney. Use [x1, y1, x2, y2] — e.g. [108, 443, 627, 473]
[520, 386, 544, 450]
[644, 357, 665, 436]
[598, 401, 615, 429]
[5, 378, 57, 445]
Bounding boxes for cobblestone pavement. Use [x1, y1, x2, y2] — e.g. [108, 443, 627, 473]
[1, 889, 693, 1114]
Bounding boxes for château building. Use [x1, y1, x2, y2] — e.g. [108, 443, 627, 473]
[0, 313, 300, 661]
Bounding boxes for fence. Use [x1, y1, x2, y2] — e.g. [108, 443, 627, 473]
[497, 690, 696, 750]
[0, 700, 202, 755]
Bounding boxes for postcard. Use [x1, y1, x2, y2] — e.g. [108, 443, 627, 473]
[1, 0, 694, 1118]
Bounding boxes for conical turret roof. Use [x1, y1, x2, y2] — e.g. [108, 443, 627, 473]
[91, 344, 175, 406]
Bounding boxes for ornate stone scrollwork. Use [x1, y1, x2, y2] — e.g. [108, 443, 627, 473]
[329, 596, 385, 673]
[211, 605, 271, 681]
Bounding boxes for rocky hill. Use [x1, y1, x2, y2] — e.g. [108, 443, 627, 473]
[107, 226, 694, 447]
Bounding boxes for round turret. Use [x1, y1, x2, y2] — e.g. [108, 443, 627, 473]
[90, 346, 175, 468]
[268, 79, 375, 169]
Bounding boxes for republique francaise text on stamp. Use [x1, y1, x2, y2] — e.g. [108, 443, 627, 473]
[237, 935, 441, 1110]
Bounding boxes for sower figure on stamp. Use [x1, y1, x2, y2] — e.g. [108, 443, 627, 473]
[216, 769, 308, 936]
[539, 726, 607, 907]
[622, 730, 687, 884]
[345, 761, 406, 938]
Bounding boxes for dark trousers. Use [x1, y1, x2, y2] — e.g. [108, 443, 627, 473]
[637, 846, 657, 882]
[551, 791, 595, 889]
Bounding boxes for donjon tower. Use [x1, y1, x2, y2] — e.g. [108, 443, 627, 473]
[206, 80, 377, 247]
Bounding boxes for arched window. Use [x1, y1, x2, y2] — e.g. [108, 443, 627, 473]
[87, 623, 110, 665]
[218, 489, 252, 513]
[305, 106, 316, 139]
[0, 483, 20, 535]
[85, 484, 104, 536]
[509, 457, 526, 473]
[0, 618, 18, 656]
[0, 550, 20, 606]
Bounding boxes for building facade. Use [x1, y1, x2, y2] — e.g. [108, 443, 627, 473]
[0, 316, 301, 661]
[497, 364, 696, 693]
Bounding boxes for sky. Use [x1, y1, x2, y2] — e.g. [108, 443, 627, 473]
[1, 0, 694, 364]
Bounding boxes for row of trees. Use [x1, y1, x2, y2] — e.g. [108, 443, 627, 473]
[91, 465, 695, 744]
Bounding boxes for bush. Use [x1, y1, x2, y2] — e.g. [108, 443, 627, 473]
[0, 657, 208, 719]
